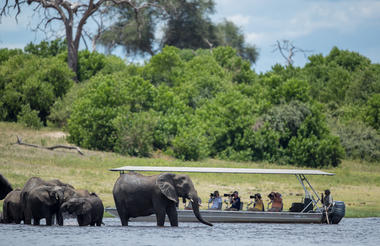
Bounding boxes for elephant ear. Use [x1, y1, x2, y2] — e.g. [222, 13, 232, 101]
[156, 173, 178, 203]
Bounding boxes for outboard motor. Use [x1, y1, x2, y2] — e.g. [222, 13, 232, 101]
[330, 201, 345, 224]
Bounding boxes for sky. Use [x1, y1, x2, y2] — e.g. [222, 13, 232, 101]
[1, 0, 380, 73]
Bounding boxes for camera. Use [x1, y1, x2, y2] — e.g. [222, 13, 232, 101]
[250, 195, 255, 199]
[223, 193, 232, 197]
[210, 193, 215, 198]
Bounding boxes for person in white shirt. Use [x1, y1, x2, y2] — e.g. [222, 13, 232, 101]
[208, 190, 222, 210]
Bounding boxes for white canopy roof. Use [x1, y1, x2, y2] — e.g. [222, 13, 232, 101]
[110, 166, 335, 176]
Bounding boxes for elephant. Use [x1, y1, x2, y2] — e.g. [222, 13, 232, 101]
[20, 177, 75, 225]
[26, 185, 65, 226]
[0, 173, 13, 200]
[113, 172, 213, 227]
[59, 193, 104, 226]
[0, 212, 3, 223]
[2, 188, 23, 224]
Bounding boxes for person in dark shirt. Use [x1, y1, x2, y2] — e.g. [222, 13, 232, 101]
[226, 191, 241, 211]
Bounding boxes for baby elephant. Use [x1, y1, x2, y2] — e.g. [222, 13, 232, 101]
[60, 193, 104, 226]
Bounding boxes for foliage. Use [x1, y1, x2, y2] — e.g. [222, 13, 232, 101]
[77, 50, 107, 82]
[331, 120, 380, 162]
[0, 53, 74, 124]
[99, 1, 258, 64]
[67, 73, 156, 151]
[363, 93, 380, 131]
[3, 43, 380, 166]
[215, 20, 259, 64]
[113, 111, 158, 157]
[0, 48, 23, 65]
[47, 83, 86, 128]
[17, 104, 43, 129]
[24, 39, 67, 57]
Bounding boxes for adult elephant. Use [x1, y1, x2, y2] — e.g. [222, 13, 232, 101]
[26, 185, 65, 226]
[21, 177, 75, 225]
[113, 172, 213, 227]
[2, 189, 23, 224]
[60, 193, 104, 226]
[0, 173, 13, 200]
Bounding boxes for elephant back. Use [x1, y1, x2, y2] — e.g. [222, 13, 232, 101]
[3, 189, 22, 222]
[0, 173, 13, 200]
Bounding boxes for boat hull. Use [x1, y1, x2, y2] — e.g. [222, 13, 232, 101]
[105, 208, 323, 224]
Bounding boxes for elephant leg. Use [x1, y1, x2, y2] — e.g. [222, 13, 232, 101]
[46, 214, 53, 226]
[120, 216, 128, 226]
[24, 210, 32, 225]
[96, 220, 102, 226]
[33, 217, 40, 226]
[57, 213, 63, 226]
[166, 204, 178, 227]
[155, 207, 166, 227]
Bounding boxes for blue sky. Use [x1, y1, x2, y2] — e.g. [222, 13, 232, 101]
[1, 0, 380, 73]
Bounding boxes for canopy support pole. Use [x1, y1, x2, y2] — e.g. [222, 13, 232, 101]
[295, 174, 321, 212]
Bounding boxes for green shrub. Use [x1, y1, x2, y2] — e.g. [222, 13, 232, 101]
[0, 54, 74, 123]
[332, 120, 380, 162]
[287, 134, 344, 167]
[172, 125, 210, 161]
[77, 50, 106, 82]
[48, 83, 86, 128]
[113, 111, 158, 157]
[17, 104, 43, 129]
[364, 93, 380, 131]
[0, 48, 23, 65]
[68, 73, 156, 151]
[24, 39, 67, 57]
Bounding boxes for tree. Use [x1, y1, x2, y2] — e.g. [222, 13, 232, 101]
[215, 20, 258, 64]
[161, 0, 218, 50]
[273, 40, 311, 66]
[98, 0, 259, 65]
[1, 0, 163, 79]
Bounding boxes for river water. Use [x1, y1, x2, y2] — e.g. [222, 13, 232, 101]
[0, 217, 379, 246]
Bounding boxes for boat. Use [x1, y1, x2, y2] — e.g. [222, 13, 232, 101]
[106, 166, 345, 224]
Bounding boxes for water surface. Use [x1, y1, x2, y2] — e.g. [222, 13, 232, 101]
[1, 217, 378, 246]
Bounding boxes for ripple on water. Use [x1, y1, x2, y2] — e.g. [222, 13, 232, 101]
[1, 218, 379, 246]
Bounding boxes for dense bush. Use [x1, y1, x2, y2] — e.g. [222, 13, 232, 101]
[331, 120, 380, 161]
[3, 42, 379, 165]
[17, 104, 44, 129]
[67, 73, 156, 151]
[0, 53, 74, 123]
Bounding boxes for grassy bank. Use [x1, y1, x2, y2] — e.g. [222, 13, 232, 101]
[1, 122, 379, 218]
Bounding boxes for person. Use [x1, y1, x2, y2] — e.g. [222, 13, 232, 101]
[248, 193, 264, 211]
[225, 191, 241, 211]
[208, 191, 222, 210]
[267, 192, 283, 212]
[322, 189, 333, 211]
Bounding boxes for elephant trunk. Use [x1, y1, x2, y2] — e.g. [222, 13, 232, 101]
[189, 195, 213, 227]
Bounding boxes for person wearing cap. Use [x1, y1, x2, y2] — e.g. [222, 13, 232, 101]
[226, 191, 241, 211]
[248, 193, 264, 211]
[208, 190, 222, 210]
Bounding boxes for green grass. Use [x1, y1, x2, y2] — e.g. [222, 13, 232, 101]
[1, 122, 380, 218]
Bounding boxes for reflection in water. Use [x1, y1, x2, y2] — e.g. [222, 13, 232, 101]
[0, 218, 379, 246]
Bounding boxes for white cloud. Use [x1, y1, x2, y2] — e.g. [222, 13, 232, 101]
[226, 14, 251, 27]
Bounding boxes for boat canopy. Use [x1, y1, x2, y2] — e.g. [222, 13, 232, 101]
[110, 166, 335, 176]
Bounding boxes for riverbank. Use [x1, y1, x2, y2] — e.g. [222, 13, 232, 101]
[1, 122, 379, 218]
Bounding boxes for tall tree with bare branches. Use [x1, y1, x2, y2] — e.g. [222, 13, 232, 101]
[1, 0, 164, 80]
